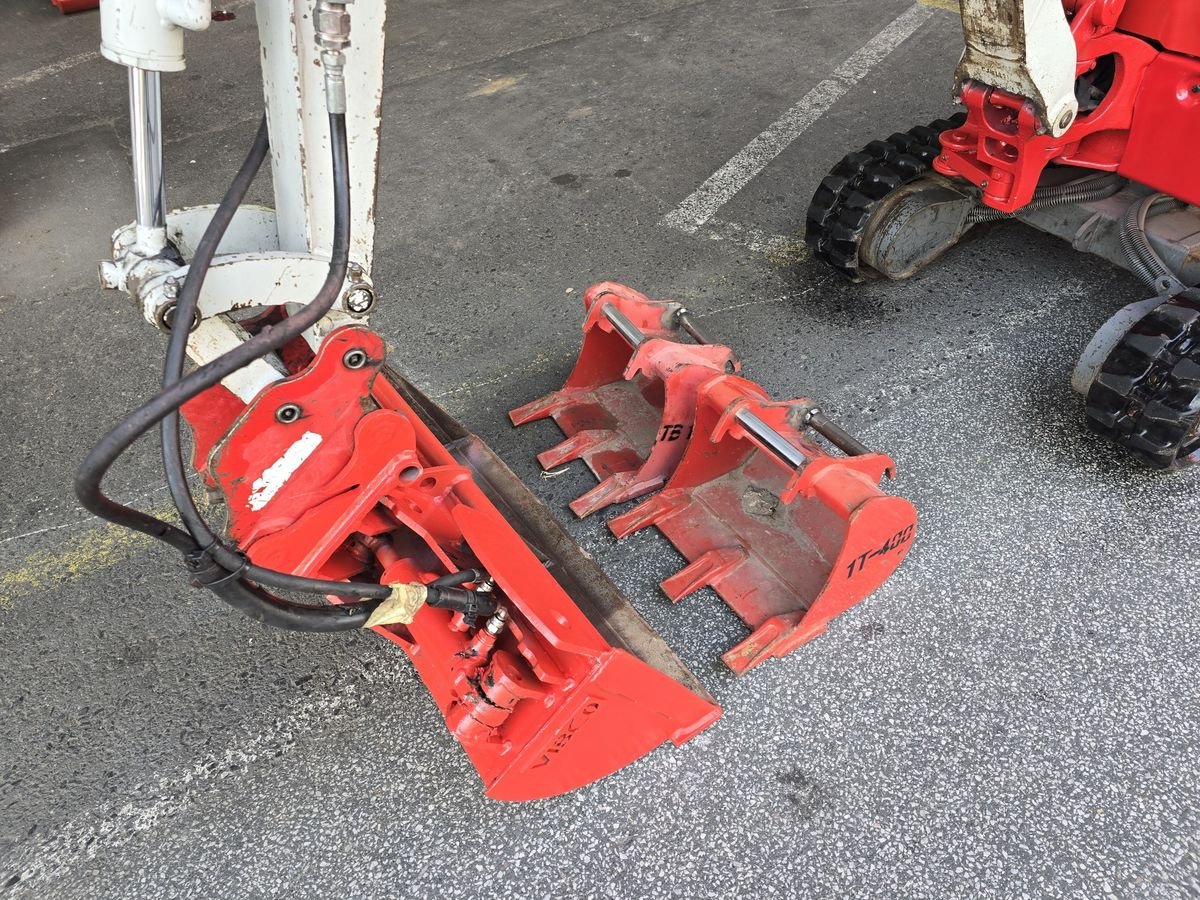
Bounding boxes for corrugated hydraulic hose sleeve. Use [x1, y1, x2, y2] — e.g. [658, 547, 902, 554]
[967, 173, 1125, 223]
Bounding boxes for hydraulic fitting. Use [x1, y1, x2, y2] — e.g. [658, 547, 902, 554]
[315, 0, 353, 114]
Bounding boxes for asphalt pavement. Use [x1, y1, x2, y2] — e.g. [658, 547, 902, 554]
[1, 0, 1198, 897]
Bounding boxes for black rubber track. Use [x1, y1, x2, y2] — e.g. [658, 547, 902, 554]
[1085, 291, 1200, 469]
[805, 113, 966, 282]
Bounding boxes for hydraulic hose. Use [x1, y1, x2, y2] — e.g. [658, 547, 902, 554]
[157, 115, 388, 608]
[186, 548, 378, 631]
[967, 172, 1125, 223]
[159, 115, 266, 551]
[1119, 193, 1187, 295]
[75, 112, 391, 630]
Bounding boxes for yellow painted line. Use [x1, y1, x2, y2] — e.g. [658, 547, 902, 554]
[916, 0, 960, 13]
[468, 74, 526, 97]
[0, 502, 193, 610]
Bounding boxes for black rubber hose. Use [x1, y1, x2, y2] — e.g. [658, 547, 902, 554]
[75, 113, 389, 628]
[159, 115, 267, 546]
[425, 585, 498, 620]
[157, 115, 386, 604]
[429, 568, 486, 589]
[185, 550, 375, 631]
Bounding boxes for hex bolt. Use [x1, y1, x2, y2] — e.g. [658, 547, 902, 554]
[343, 348, 368, 369]
[275, 403, 302, 424]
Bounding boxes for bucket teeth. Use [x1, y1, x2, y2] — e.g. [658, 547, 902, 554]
[608, 489, 689, 539]
[536, 429, 615, 470]
[568, 471, 663, 519]
[660, 547, 748, 603]
[508, 391, 570, 426]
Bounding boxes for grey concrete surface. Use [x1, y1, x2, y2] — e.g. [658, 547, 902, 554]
[2, 0, 1199, 897]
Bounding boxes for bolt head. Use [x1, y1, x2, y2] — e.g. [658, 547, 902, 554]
[275, 403, 303, 424]
[159, 303, 200, 334]
[344, 286, 375, 315]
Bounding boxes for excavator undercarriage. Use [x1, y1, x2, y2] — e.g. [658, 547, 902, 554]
[807, 0, 1200, 469]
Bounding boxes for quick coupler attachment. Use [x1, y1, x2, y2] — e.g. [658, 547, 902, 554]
[513, 282, 917, 673]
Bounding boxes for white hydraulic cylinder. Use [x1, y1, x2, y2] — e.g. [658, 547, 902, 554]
[100, 0, 212, 72]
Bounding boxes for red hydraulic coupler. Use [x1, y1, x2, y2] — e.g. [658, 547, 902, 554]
[182, 325, 720, 800]
[510, 282, 739, 517]
[609, 375, 917, 674]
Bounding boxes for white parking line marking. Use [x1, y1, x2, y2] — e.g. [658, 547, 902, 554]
[661, 3, 932, 232]
[699, 217, 803, 256]
[0, 51, 99, 92]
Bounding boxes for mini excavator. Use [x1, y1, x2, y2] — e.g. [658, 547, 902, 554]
[807, 0, 1200, 470]
[80, 0, 916, 800]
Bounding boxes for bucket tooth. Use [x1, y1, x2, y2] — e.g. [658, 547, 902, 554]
[720, 614, 825, 675]
[509, 391, 572, 426]
[535, 429, 614, 470]
[660, 547, 748, 603]
[721, 618, 788, 675]
[568, 471, 663, 519]
[608, 489, 690, 539]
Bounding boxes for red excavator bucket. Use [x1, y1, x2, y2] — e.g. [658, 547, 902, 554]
[608, 374, 916, 674]
[510, 282, 739, 517]
[511, 281, 917, 673]
[183, 326, 719, 801]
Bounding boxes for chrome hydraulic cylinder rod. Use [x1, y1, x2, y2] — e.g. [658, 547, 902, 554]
[127, 67, 166, 239]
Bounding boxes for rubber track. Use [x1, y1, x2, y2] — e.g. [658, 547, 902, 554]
[1086, 291, 1200, 469]
[805, 113, 966, 282]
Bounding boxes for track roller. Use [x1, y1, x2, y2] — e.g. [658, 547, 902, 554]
[805, 113, 968, 281]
